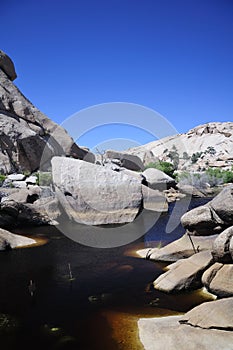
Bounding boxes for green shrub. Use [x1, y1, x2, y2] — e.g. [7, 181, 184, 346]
[222, 170, 233, 183]
[178, 167, 233, 188]
[191, 152, 203, 164]
[145, 161, 175, 178]
[36, 172, 53, 186]
[205, 146, 216, 155]
[0, 174, 6, 186]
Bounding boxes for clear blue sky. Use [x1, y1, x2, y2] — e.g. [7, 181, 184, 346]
[1, 0, 233, 150]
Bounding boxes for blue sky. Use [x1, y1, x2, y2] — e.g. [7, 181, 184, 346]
[1, 0, 233, 150]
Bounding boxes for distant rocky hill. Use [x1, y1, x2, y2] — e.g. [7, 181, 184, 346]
[127, 122, 233, 171]
[0, 49, 93, 174]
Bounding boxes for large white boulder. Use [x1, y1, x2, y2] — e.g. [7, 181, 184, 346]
[202, 263, 233, 297]
[181, 185, 233, 235]
[180, 297, 233, 329]
[138, 315, 233, 350]
[52, 157, 143, 225]
[142, 168, 176, 190]
[153, 251, 213, 292]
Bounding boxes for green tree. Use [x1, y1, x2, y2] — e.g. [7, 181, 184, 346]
[205, 146, 216, 155]
[168, 145, 179, 170]
[183, 151, 190, 160]
[191, 152, 203, 164]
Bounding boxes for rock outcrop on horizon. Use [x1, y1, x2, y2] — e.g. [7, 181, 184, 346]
[104, 150, 145, 171]
[0, 49, 92, 174]
[127, 122, 233, 171]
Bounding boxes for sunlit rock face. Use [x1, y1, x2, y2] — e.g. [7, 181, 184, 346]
[52, 156, 143, 225]
[181, 185, 233, 235]
[0, 228, 35, 250]
[127, 122, 233, 171]
[0, 49, 92, 174]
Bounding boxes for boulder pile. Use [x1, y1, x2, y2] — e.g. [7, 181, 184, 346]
[138, 184, 233, 350]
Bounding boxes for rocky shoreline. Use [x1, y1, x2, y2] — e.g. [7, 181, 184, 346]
[137, 185, 233, 350]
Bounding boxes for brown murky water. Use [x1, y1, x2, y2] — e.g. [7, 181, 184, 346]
[0, 198, 213, 350]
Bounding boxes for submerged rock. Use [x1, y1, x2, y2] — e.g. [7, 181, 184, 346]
[137, 234, 217, 262]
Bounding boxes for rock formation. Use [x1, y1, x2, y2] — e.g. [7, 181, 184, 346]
[127, 122, 233, 171]
[179, 297, 233, 330]
[181, 185, 233, 235]
[0, 186, 60, 228]
[137, 233, 217, 262]
[153, 251, 213, 293]
[0, 49, 92, 174]
[142, 167, 176, 190]
[212, 226, 233, 263]
[0, 227, 35, 250]
[52, 156, 143, 225]
[104, 150, 145, 171]
[138, 315, 233, 350]
[138, 185, 233, 349]
[0, 50, 17, 81]
[202, 263, 233, 297]
[138, 299, 233, 350]
[51, 157, 169, 225]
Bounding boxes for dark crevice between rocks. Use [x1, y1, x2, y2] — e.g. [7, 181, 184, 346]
[179, 321, 233, 332]
[27, 194, 39, 204]
[64, 191, 72, 197]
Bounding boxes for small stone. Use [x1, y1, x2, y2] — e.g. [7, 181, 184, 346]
[12, 181, 27, 189]
[7, 174, 25, 181]
[25, 175, 37, 184]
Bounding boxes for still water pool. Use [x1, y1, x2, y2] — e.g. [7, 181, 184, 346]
[0, 198, 212, 350]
